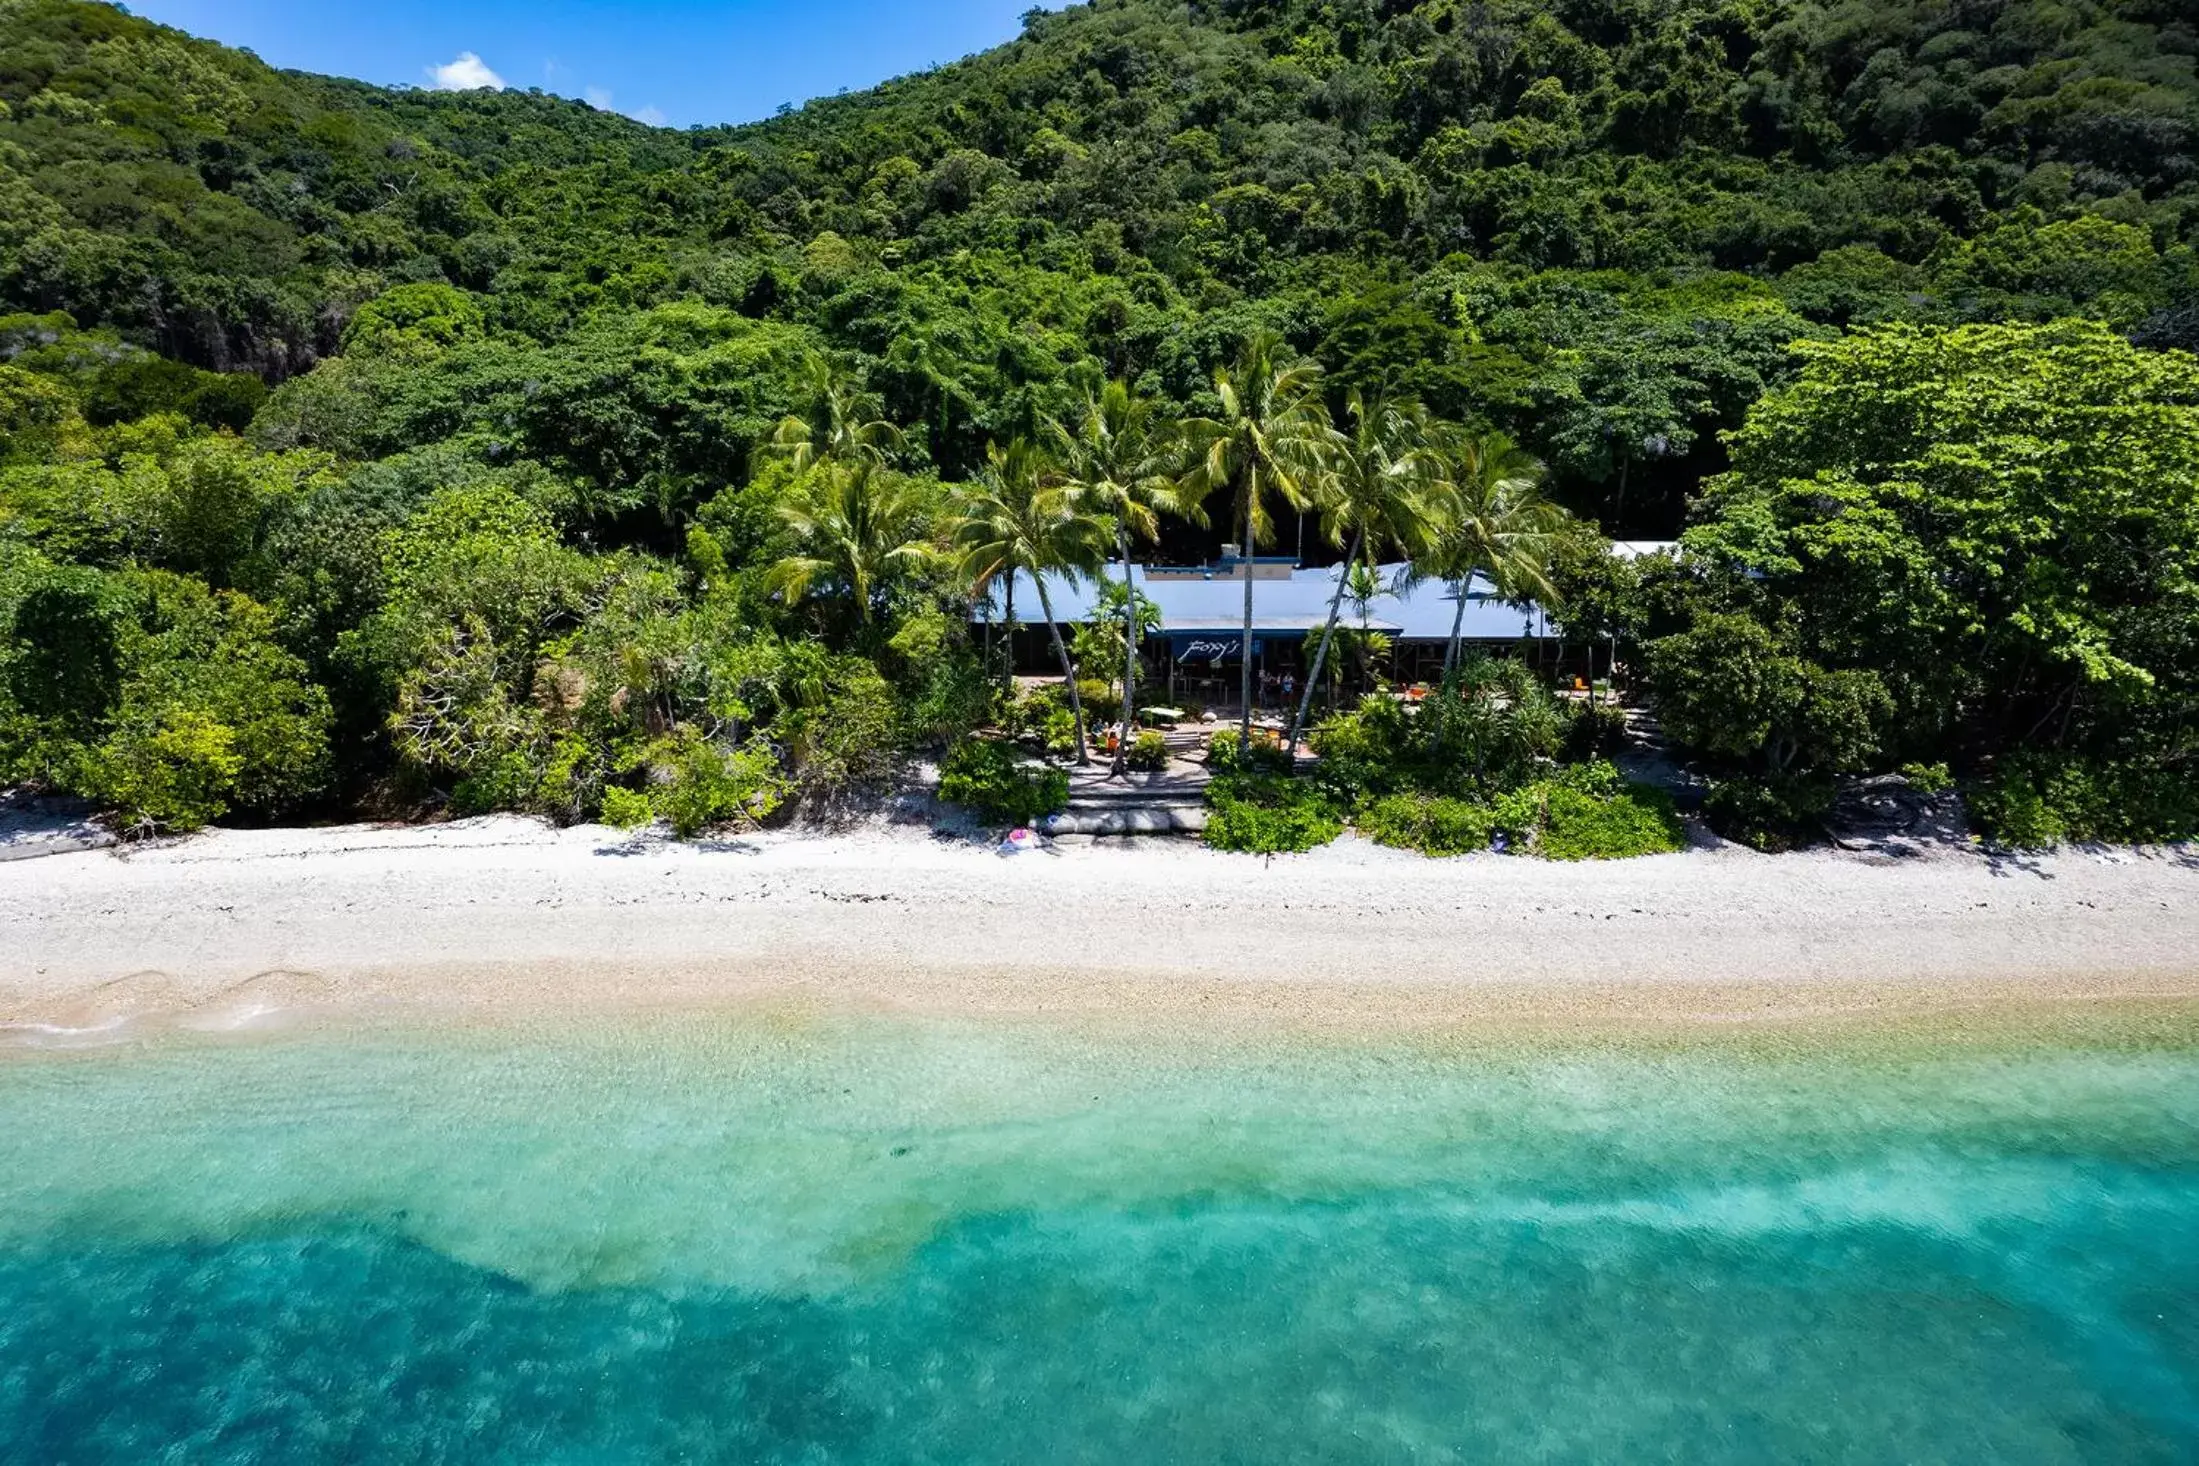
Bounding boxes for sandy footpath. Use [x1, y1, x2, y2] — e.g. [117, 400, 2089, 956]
[0, 817, 2195, 1038]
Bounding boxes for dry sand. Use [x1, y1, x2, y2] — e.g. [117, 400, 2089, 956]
[1, 816, 2196, 1043]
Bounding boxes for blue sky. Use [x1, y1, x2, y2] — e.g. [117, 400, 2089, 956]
[122, 1, 1041, 128]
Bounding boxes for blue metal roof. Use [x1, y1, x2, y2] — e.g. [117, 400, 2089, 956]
[976, 562, 1554, 641]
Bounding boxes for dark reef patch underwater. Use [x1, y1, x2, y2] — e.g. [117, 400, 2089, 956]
[0, 1008, 2194, 1464]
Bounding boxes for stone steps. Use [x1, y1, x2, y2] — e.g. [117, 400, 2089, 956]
[1066, 786, 1208, 809]
[1053, 763, 1213, 837]
[1044, 806, 1209, 837]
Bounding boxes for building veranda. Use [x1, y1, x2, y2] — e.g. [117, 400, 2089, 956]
[977, 546, 1670, 722]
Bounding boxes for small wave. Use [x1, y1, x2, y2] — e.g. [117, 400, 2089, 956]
[0, 1014, 142, 1049]
[176, 1002, 291, 1034]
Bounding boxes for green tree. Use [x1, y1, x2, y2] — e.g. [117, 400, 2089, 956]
[342, 284, 488, 359]
[0, 365, 81, 467]
[1, 560, 331, 831]
[1050, 380, 1203, 775]
[1183, 330, 1337, 744]
[1648, 613, 1890, 776]
[356, 484, 598, 794]
[1287, 392, 1442, 753]
[1419, 431, 1564, 684]
[1661, 320, 2199, 831]
[948, 439, 1110, 764]
[765, 460, 935, 631]
[759, 355, 906, 474]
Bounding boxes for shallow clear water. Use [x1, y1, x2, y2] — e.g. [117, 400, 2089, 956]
[0, 1006, 2195, 1463]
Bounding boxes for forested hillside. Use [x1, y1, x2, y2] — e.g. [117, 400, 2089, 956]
[5, 0, 2195, 521]
[0, 0, 2194, 844]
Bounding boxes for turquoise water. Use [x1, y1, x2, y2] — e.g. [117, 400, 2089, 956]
[0, 1006, 2195, 1463]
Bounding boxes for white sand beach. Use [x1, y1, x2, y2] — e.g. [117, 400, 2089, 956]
[2, 818, 2196, 1040]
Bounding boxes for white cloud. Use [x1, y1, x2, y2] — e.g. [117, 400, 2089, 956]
[428, 52, 505, 92]
[585, 86, 614, 110]
[633, 105, 667, 127]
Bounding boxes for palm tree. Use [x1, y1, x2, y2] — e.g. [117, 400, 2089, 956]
[1285, 392, 1445, 753]
[1183, 330, 1337, 745]
[1050, 380, 1205, 776]
[948, 439, 1111, 764]
[1419, 430, 1564, 685]
[759, 355, 905, 474]
[764, 459, 934, 629]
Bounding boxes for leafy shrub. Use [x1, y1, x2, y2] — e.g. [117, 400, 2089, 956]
[1357, 793, 1497, 856]
[654, 733, 788, 836]
[530, 734, 602, 826]
[1008, 684, 1080, 756]
[1206, 727, 1292, 776]
[938, 738, 1069, 825]
[1004, 684, 1063, 737]
[1309, 662, 1567, 802]
[901, 647, 994, 747]
[1354, 764, 1681, 861]
[1565, 701, 1630, 762]
[1424, 657, 1568, 786]
[600, 786, 655, 829]
[448, 750, 541, 818]
[1970, 755, 2199, 847]
[1538, 782, 1685, 861]
[1204, 774, 1342, 854]
[1077, 677, 1122, 726]
[1970, 772, 2062, 848]
[1899, 761, 1954, 794]
[785, 657, 904, 797]
[76, 707, 245, 833]
[1704, 774, 1836, 852]
[1126, 729, 1169, 772]
[1, 566, 333, 832]
[1306, 697, 1412, 798]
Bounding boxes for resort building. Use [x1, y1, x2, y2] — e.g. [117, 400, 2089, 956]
[977, 544, 1674, 708]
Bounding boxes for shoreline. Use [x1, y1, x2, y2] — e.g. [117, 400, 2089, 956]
[3, 816, 2196, 1044]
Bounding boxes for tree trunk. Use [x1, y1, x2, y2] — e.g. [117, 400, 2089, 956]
[1289, 529, 1361, 754]
[1613, 454, 1630, 536]
[1033, 576, 1090, 765]
[1000, 577, 1017, 691]
[1112, 533, 1138, 778]
[1441, 564, 1477, 687]
[1239, 489, 1257, 746]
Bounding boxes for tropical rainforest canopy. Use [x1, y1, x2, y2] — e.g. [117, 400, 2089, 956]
[0, 0, 2193, 843]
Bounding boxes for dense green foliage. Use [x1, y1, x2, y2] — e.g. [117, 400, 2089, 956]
[1356, 790, 1498, 855]
[1125, 728, 1170, 772]
[1360, 760, 1685, 861]
[1636, 319, 2198, 845]
[1308, 658, 1567, 801]
[1519, 762, 1687, 860]
[1204, 772, 1346, 854]
[1312, 675, 1683, 857]
[1205, 662, 1682, 857]
[5, 0, 2194, 513]
[0, 551, 329, 829]
[0, 0, 2193, 840]
[937, 736, 1071, 825]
